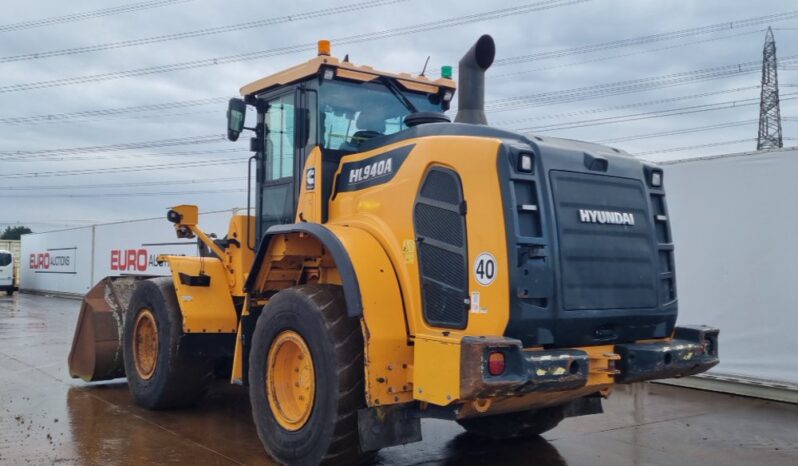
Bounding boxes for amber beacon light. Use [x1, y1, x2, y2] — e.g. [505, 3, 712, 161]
[317, 39, 331, 56]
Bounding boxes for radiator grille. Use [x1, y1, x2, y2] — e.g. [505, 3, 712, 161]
[550, 171, 657, 310]
[414, 167, 468, 328]
[414, 203, 464, 246]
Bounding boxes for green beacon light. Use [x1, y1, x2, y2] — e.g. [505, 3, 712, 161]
[441, 65, 453, 79]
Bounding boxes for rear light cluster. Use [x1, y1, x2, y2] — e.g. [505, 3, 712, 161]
[487, 351, 506, 376]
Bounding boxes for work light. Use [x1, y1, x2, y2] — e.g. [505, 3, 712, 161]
[651, 170, 662, 187]
[518, 153, 534, 172]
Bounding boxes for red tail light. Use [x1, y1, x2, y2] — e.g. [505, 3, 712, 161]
[488, 351, 505, 376]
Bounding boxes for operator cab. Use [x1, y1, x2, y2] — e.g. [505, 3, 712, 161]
[227, 40, 456, 243]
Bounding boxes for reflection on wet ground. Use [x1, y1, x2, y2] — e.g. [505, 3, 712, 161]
[1, 293, 797, 465]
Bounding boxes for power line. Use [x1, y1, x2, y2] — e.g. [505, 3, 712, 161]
[0, 14, 775, 124]
[0, 0, 193, 33]
[427, 14, 798, 78]
[0, 0, 405, 64]
[0, 176, 245, 191]
[493, 11, 798, 67]
[0, 134, 227, 160]
[0, 96, 227, 125]
[0, 220, 114, 227]
[4, 86, 757, 159]
[595, 120, 758, 144]
[7, 82, 756, 130]
[524, 97, 783, 133]
[2, 157, 248, 179]
[485, 56, 798, 113]
[636, 138, 756, 157]
[489, 29, 766, 80]
[0, 88, 772, 162]
[17, 108, 222, 127]
[0, 188, 247, 199]
[0, 83, 755, 134]
[493, 86, 760, 126]
[0, 0, 591, 94]
[517, 92, 798, 133]
[6, 148, 245, 163]
[0, 87, 779, 162]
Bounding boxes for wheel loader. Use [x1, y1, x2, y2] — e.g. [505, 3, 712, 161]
[68, 35, 719, 465]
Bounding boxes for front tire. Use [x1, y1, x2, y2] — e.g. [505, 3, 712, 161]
[457, 405, 566, 440]
[249, 285, 374, 466]
[123, 277, 212, 409]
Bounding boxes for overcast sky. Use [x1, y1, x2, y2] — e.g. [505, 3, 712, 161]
[0, 0, 795, 232]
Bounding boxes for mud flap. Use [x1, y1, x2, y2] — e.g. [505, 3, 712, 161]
[67, 276, 150, 382]
[562, 394, 604, 418]
[357, 405, 422, 451]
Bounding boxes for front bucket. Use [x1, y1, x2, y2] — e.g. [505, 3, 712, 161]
[67, 276, 145, 382]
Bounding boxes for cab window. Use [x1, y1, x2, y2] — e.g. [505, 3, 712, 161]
[265, 93, 295, 180]
[259, 92, 297, 231]
[318, 79, 443, 151]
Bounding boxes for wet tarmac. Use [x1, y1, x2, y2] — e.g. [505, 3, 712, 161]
[1, 292, 796, 466]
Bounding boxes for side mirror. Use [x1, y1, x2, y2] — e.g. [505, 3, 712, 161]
[227, 98, 247, 141]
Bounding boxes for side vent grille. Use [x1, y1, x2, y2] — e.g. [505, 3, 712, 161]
[414, 167, 469, 329]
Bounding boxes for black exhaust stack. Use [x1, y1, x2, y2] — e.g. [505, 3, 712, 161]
[454, 34, 495, 125]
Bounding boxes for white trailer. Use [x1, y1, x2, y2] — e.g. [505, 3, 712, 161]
[20, 210, 236, 296]
[663, 146, 798, 396]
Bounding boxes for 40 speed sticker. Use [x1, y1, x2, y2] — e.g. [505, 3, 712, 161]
[474, 252, 497, 286]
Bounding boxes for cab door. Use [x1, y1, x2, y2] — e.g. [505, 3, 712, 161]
[255, 84, 318, 244]
[256, 89, 300, 241]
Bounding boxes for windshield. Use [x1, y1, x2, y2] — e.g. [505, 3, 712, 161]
[318, 79, 445, 151]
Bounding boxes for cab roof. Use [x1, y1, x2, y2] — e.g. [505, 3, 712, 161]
[240, 49, 456, 97]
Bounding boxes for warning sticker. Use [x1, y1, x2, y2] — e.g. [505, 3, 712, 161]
[402, 240, 416, 264]
[470, 291, 487, 314]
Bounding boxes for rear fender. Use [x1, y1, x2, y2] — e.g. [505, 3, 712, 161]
[247, 223, 413, 406]
[327, 224, 414, 406]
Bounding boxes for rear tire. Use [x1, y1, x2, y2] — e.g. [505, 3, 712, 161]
[249, 285, 375, 466]
[5, 289, 12, 296]
[123, 277, 213, 409]
[457, 405, 565, 440]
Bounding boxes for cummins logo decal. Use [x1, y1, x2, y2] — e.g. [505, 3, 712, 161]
[335, 144, 414, 193]
[578, 209, 635, 226]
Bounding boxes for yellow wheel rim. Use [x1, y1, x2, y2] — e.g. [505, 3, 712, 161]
[266, 330, 315, 431]
[132, 308, 158, 380]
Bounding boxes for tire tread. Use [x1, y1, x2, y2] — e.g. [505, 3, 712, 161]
[123, 277, 212, 410]
[249, 284, 373, 466]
